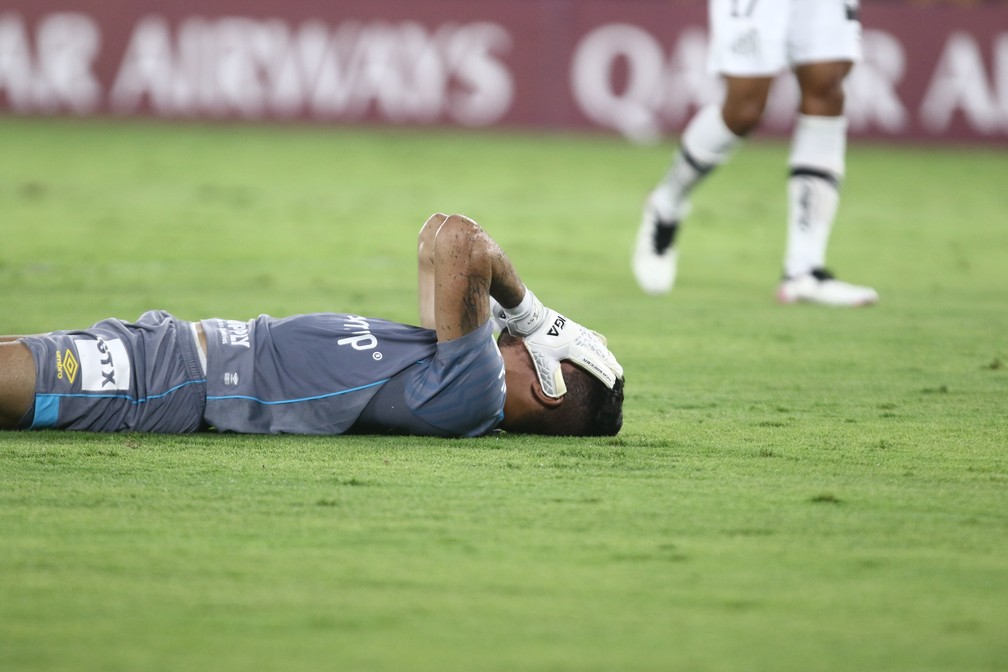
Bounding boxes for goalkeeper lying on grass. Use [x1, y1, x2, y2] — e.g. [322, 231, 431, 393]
[0, 214, 624, 437]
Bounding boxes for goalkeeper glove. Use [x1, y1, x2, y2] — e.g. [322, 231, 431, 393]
[499, 288, 623, 399]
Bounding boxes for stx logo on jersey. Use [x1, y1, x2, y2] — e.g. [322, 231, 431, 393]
[217, 319, 251, 348]
[547, 315, 567, 337]
[73, 337, 131, 391]
[55, 348, 79, 385]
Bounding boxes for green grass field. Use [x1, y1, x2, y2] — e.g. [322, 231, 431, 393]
[1, 117, 1006, 672]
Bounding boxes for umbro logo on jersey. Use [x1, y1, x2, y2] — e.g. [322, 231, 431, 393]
[56, 348, 79, 385]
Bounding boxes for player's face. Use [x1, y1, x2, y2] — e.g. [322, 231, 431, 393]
[497, 333, 563, 432]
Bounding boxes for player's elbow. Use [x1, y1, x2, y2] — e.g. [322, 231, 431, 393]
[439, 213, 480, 236]
[433, 214, 492, 275]
[418, 212, 449, 255]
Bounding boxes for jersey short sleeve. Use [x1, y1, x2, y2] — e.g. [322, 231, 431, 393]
[354, 320, 506, 437]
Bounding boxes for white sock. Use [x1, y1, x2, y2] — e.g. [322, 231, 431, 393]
[651, 104, 743, 220]
[784, 115, 847, 278]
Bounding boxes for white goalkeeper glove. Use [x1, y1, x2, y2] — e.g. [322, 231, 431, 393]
[498, 288, 623, 399]
[488, 297, 509, 333]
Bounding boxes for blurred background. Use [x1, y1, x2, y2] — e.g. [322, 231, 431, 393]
[2, 0, 1006, 146]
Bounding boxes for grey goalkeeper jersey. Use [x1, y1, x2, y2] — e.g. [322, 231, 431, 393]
[200, 314, 505, 437]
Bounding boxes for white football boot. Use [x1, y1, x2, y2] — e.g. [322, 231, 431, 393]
[777, 269, 878, 307]
[632, 189, 691, 295]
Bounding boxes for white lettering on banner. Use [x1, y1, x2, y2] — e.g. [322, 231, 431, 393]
[441, 23, 514, 126]
[4, 11, 1006, 141]
[920, 31, 1008, 134]
[571, 23, 714, 143]
[110, 16, 514, 126]
[846, 30, 909, 133]
[0, 12, 101, 113]
[571, 24, 1005, 141]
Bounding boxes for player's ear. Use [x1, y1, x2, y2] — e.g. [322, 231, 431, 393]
[531, 379, 564, 408]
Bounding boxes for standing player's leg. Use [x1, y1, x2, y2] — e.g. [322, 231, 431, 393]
[0, 341, 35, 429]
[776, 0, 877, 306]
[632, 0, 783, 296]
[632, 90, 757, 295]
[777, 61, 876, 306]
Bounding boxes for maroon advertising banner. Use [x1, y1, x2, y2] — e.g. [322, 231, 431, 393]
[1, 0, 1005, 144]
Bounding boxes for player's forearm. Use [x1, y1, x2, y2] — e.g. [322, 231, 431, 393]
[451, 218, 527, 310]
[428, 213, 529, 341]
[486, 238, 525, 310]
[417, 213, 447, 329]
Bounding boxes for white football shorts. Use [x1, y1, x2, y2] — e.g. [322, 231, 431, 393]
[707, 0, 862, 76]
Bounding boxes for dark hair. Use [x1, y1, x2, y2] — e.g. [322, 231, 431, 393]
[562, 365, 624, 436]
[524, 364, 623, 437]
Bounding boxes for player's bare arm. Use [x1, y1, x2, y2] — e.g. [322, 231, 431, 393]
[417, 213, 446, 329]
[418, 213, 525, 341]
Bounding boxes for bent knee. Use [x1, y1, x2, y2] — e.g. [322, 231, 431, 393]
[796, 62, 851, 115]
[722, 105, 764, 136]
[721, 76, 773, 135]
